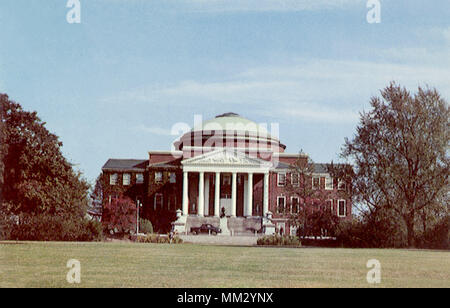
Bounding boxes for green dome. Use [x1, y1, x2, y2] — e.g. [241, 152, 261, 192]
[192, 113, 277, 140]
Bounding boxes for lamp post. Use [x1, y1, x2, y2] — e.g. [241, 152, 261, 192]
[136, 200, 140, 235]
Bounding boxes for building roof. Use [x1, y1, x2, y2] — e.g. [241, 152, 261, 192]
[191, 113, 277, 140]
[102, 159, 148, 171]
[149, 157, 183, 169]
[274, 162, 333, 174]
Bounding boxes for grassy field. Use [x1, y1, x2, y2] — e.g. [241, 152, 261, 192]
[0, 241, 448, 288]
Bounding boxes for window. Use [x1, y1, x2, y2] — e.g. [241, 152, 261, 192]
[136, 173, 144, 184]
[338, 200, 346, 217]
[325, 177, 333, 190]
[291, 173, 299, 186]
[338, 180, 347, 191]
[223, 174, 231, 185]
[277, 173, 286, 186]
[155, 172, 163, 183]
[312, 176, 320, 190]
[291, 197, 300, 213]
[110, 173, 118, 185]
[290, 226, 298, 236]
[123, 173, 130, 186]
[154, 194, 163, 210]
[169, 172, 176, 183]
[108, 193, 118, 204]
[326, 199, 333, 212]
[277, 196, 286, 214]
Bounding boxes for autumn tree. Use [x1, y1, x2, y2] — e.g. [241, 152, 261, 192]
[285, 152, 341, 238]
[342, 83, 449, 247]
[102, 195, 137, 235]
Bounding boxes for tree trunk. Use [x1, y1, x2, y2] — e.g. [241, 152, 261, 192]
[406, 217, 416, 248]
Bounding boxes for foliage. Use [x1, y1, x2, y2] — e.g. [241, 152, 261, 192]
[341, 83, 449, 247]
[292, 208, 340, 238]
[285, 151, 348, 237]
[3, 213, 102, 241]
[257, 235, 301, 247]
[0, 94, 90, 218]
[335, 213, 407, 248]
[102, 195, 137, 235]
[88, 175, 104, 217]
[136, 233, 183, 244]
[139, 218, 153, 234]
[417, 216, 449, 250]
[147, 208, 177, 234]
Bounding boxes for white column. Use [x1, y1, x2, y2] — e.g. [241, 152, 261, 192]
[182, 171, 189, 216]
[246, 173, 253, 217]
[263, 172, 269, 216]
[198, 171, 204, 217]
[243, 176, 248, 216]
[231, 172, 237, 217]
[204, 175, 210, 216]
[214, 172, 220, 217]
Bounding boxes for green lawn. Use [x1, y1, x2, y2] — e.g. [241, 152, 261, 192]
[0, 241, 448, 288]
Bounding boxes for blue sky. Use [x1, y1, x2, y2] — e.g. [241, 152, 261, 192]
[1, 0, 449, 184]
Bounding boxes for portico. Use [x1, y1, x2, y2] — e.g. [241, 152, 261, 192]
[181, 149, 272, 218]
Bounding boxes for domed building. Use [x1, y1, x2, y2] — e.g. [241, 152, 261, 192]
[101, 113, 351, 235]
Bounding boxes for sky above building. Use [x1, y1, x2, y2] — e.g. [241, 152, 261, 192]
[1, 0, 449, 183]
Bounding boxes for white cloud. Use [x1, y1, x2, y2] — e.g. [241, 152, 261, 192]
[442, 27, 450, 44]
[177, 0, 361, 12]
[105, 52, 450, 125]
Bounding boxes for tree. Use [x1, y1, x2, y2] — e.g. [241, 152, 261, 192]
[0, 94, 90, 218]
[342, 83, 449, 247]
[89, 175, 104, 220]
[102, 195, 137, 235]
[285, 151, 341, 238]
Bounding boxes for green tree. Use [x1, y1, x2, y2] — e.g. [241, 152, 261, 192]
[0, 94, 89, 219]
[342, 83, 449, 247]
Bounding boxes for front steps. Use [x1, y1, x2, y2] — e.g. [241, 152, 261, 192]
[184, 216, 262, 236]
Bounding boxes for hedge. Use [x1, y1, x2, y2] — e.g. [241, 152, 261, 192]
[257, 235, 301, 247]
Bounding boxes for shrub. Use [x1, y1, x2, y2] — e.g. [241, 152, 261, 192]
[139, 218, 153, 234]
[335, 211, 408, 248]
[102, 195, 136, 236]
[418, 217, 449, 250]
[136, 233, 183, 244]
[3, 213, 103, 241]
[257, 235, 301, 247]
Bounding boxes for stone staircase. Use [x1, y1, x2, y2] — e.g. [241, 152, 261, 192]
[228, 217, 262, 235]
[186, 216, 220, 233]
[185, 216, 262, 235]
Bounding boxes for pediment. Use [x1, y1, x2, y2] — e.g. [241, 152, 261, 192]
[182, 149, 272, 168]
